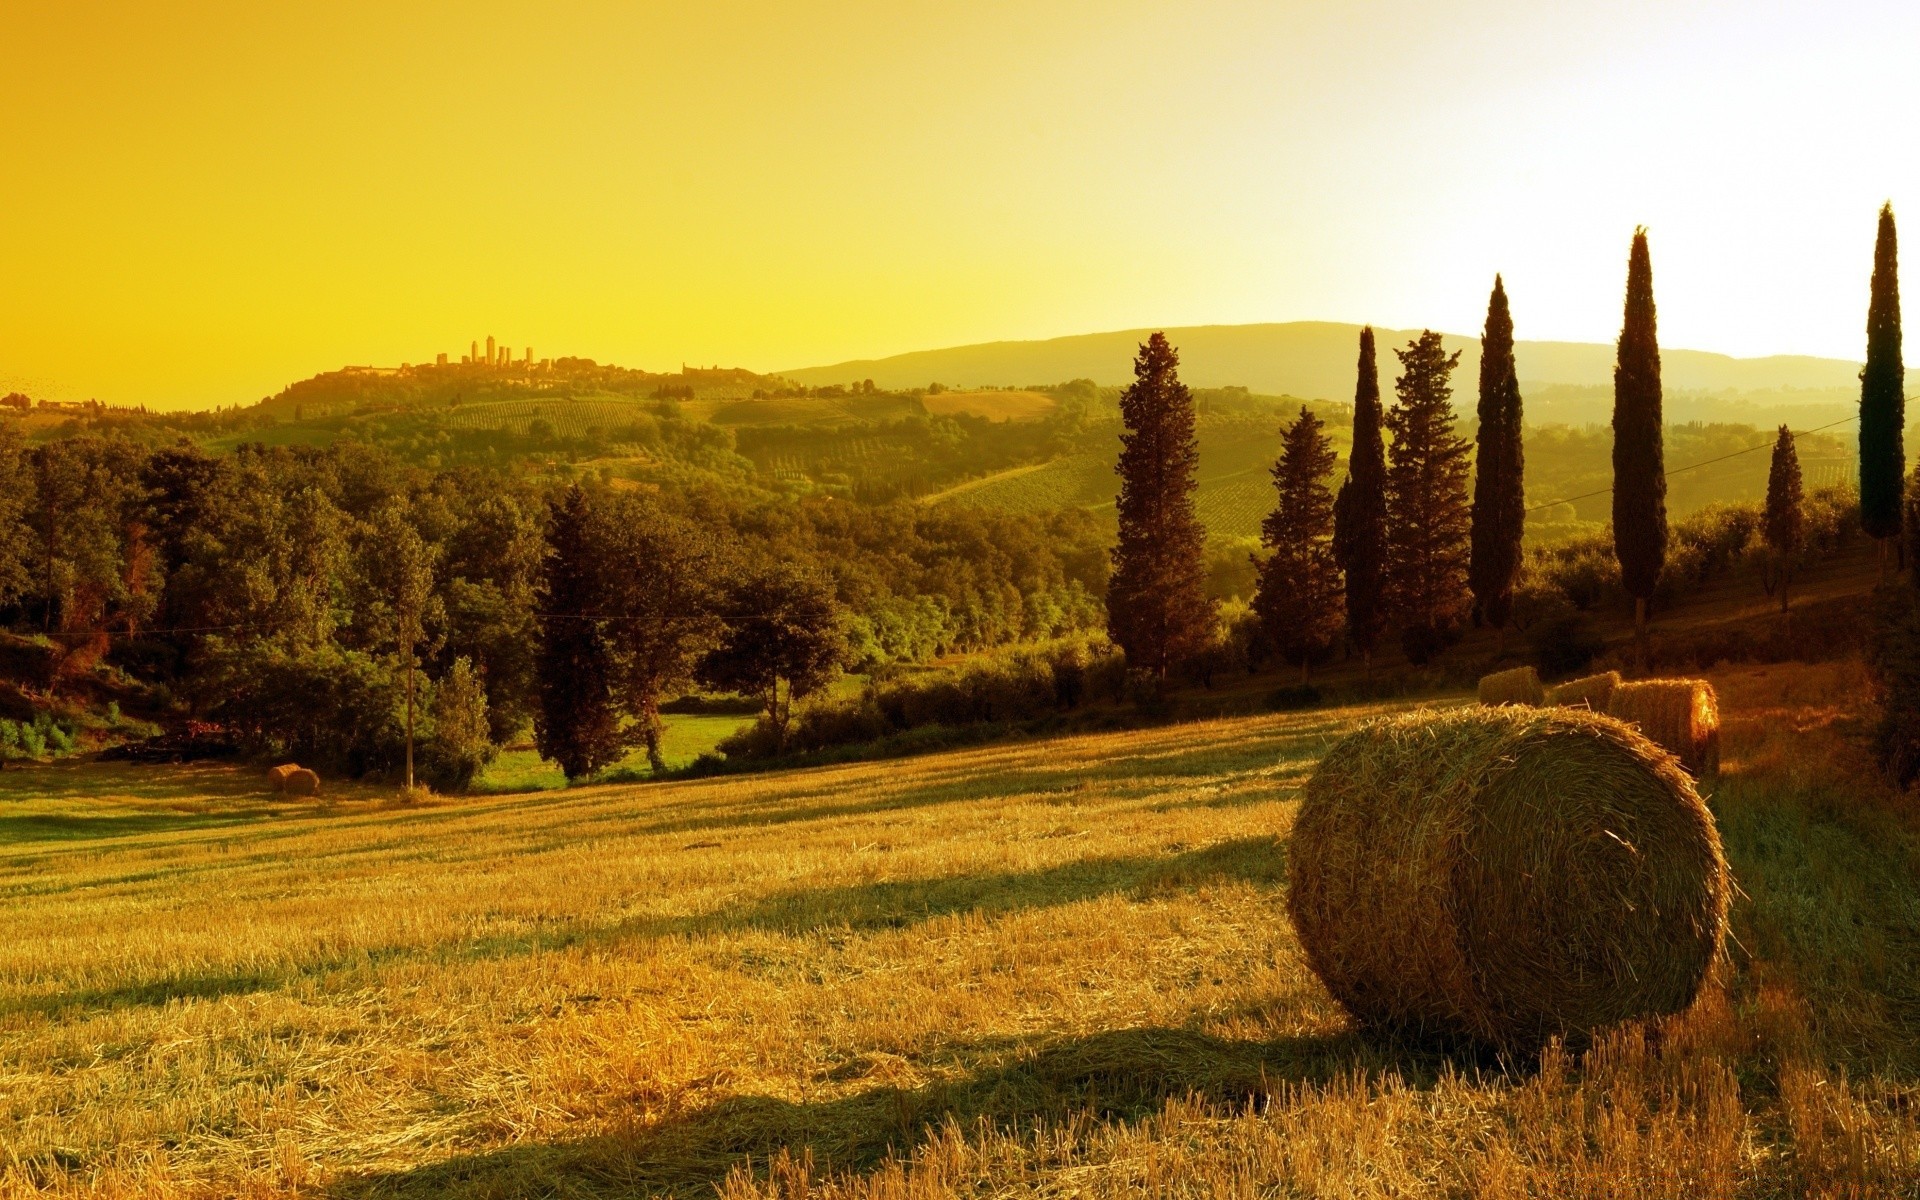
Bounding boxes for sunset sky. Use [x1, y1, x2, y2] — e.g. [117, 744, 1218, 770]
[3, 1, 1916, 408]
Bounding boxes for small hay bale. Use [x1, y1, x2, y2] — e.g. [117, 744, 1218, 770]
[266, 763, 299, 790]
[1547, 670, 1622, 711]
[1477, 665, 1544, 707]
[1288, 706, 1728, 1049]
[1608, 678, 1720, 778]
[283, 767, 321, 796]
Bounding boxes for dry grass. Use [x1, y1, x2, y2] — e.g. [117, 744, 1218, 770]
[2, 663, 1918, 1197]
[1477, 665, 1545, 707]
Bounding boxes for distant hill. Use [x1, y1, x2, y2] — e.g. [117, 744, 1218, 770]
[785, 322, 1862, 407]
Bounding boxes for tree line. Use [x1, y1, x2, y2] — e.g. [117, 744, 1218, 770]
[0, 432, 1109, 782]
[1108, 214, 1904, 682]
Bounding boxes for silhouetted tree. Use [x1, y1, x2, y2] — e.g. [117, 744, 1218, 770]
[1763, 425, 1804, 611]
[534, 486, 623, 781]
[593, 491, 723, 774]
[1253, 406, 1341, 683]
[1469, 276, 1526, 651]
[698, 563, 846, 746]
[1614, 228, 1667, 659]
[1861, 203, 1905, 571]
[1332, 328, 1388, 675]
[1106, 333, 1214, 679]
[1384, 331, 1473, 664]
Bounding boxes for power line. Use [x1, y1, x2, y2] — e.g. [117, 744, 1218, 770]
[1526, 414, 1861, 514]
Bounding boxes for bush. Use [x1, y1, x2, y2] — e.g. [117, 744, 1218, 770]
[420, 657, 496, 792]
[198, 640, 408, 776]
[719, 634, 1121, 763]
[1531, 609, 1606, 677]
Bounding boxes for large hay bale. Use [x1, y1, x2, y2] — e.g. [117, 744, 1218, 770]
[266, 763, 299, 790]
[1477, 665, 1544, 707]
[1547, 670, 1622, 711]
[283, 767, 321, 797]
[1288, 706, 1728, 1049]
[1608, 679, 1720, 778]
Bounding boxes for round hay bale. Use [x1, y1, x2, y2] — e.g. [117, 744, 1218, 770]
[1288, 706, 1728, 1049]
[1607, 678, 1720, 778]
[283, 767, 321, 797]
[1547, 670, 1622, 711]
[1477, 665, 1545, 707]
[266, 763, 299, 790]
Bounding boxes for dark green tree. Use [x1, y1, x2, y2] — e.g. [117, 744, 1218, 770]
[1332, 327, 1388, 675]
[534, 486, 623, 781]
[363, 503, 440, 792]
[0, 427, 31, 612]
[1106, 332, 1214, 679]
[1253, 406, 1342, 683]
[1469, 275, 1526, 651]
[593, 492, 723, 774]
[1613, 228, 1668, 658]
[1762, 425, 1805, 611]
[698, 563, 846, 746]
[1384, 331, 1473, 664]
[1861, 203, 1904, 569]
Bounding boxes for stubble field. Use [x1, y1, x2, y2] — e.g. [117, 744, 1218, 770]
[3, 661, 1919, 1197]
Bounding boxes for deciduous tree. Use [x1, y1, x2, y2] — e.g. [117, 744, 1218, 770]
[698, 563, 846, 745]
[534, 486, 623, 781]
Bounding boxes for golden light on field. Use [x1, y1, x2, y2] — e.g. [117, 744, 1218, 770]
[2, 2, 1917, 407]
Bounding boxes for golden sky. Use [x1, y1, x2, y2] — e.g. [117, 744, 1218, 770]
[3, 1, 1916, 407]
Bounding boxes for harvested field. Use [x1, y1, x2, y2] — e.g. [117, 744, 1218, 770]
[2, 662, 1918, 1197]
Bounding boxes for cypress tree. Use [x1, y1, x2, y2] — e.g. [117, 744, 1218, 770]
[1384, 331, 1473, 665]
[1332, 327, 1388, 674]
[533, 485, 623, 781]
[1107, 332, 1214, 679]
[1469, 275, 1526, 651]
[1763, 425, 1805, 612]
[1253, 406, 1342, 684]
[1613, 228, 1667, 657]
[1861, 203, 1904, 568]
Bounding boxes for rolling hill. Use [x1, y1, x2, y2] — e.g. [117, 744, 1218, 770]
[785, 321, 1863, 409]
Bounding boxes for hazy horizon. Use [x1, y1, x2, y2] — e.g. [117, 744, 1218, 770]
[4, 1, 1915, 408]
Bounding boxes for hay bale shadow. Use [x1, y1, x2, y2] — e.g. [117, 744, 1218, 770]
[328, 1023, 1473, 1199]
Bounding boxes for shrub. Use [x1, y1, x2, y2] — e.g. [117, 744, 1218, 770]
[1531, 609, 1605, 677]
[420, 657, 496, 793]
[198, 640, 408, 777]
[719, 634, 1120, 763]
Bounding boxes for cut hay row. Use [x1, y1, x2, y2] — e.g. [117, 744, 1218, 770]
[1477, 665, 1544, 707]
[1288, 706, 1729, 1049]
[1548, 670, 1622, 711]
[1608, 678, 1721, 779]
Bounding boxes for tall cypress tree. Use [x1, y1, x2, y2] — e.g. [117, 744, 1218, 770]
[1613, 228, 1667, 656]
[1384, 331, 1473, 665]
[1861, 203, 1904, 568]
[1763, 425, 1805, 612]
[1332, 327, 1388, 674]
[1253, 406, 1341, 684]
[1469, 275, 1526, 651]
[1107, 332, 1214, 679]
[533, 485, 623, 781]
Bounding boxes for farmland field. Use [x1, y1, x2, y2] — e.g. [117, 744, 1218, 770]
[5, 660, 1920, 1196]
